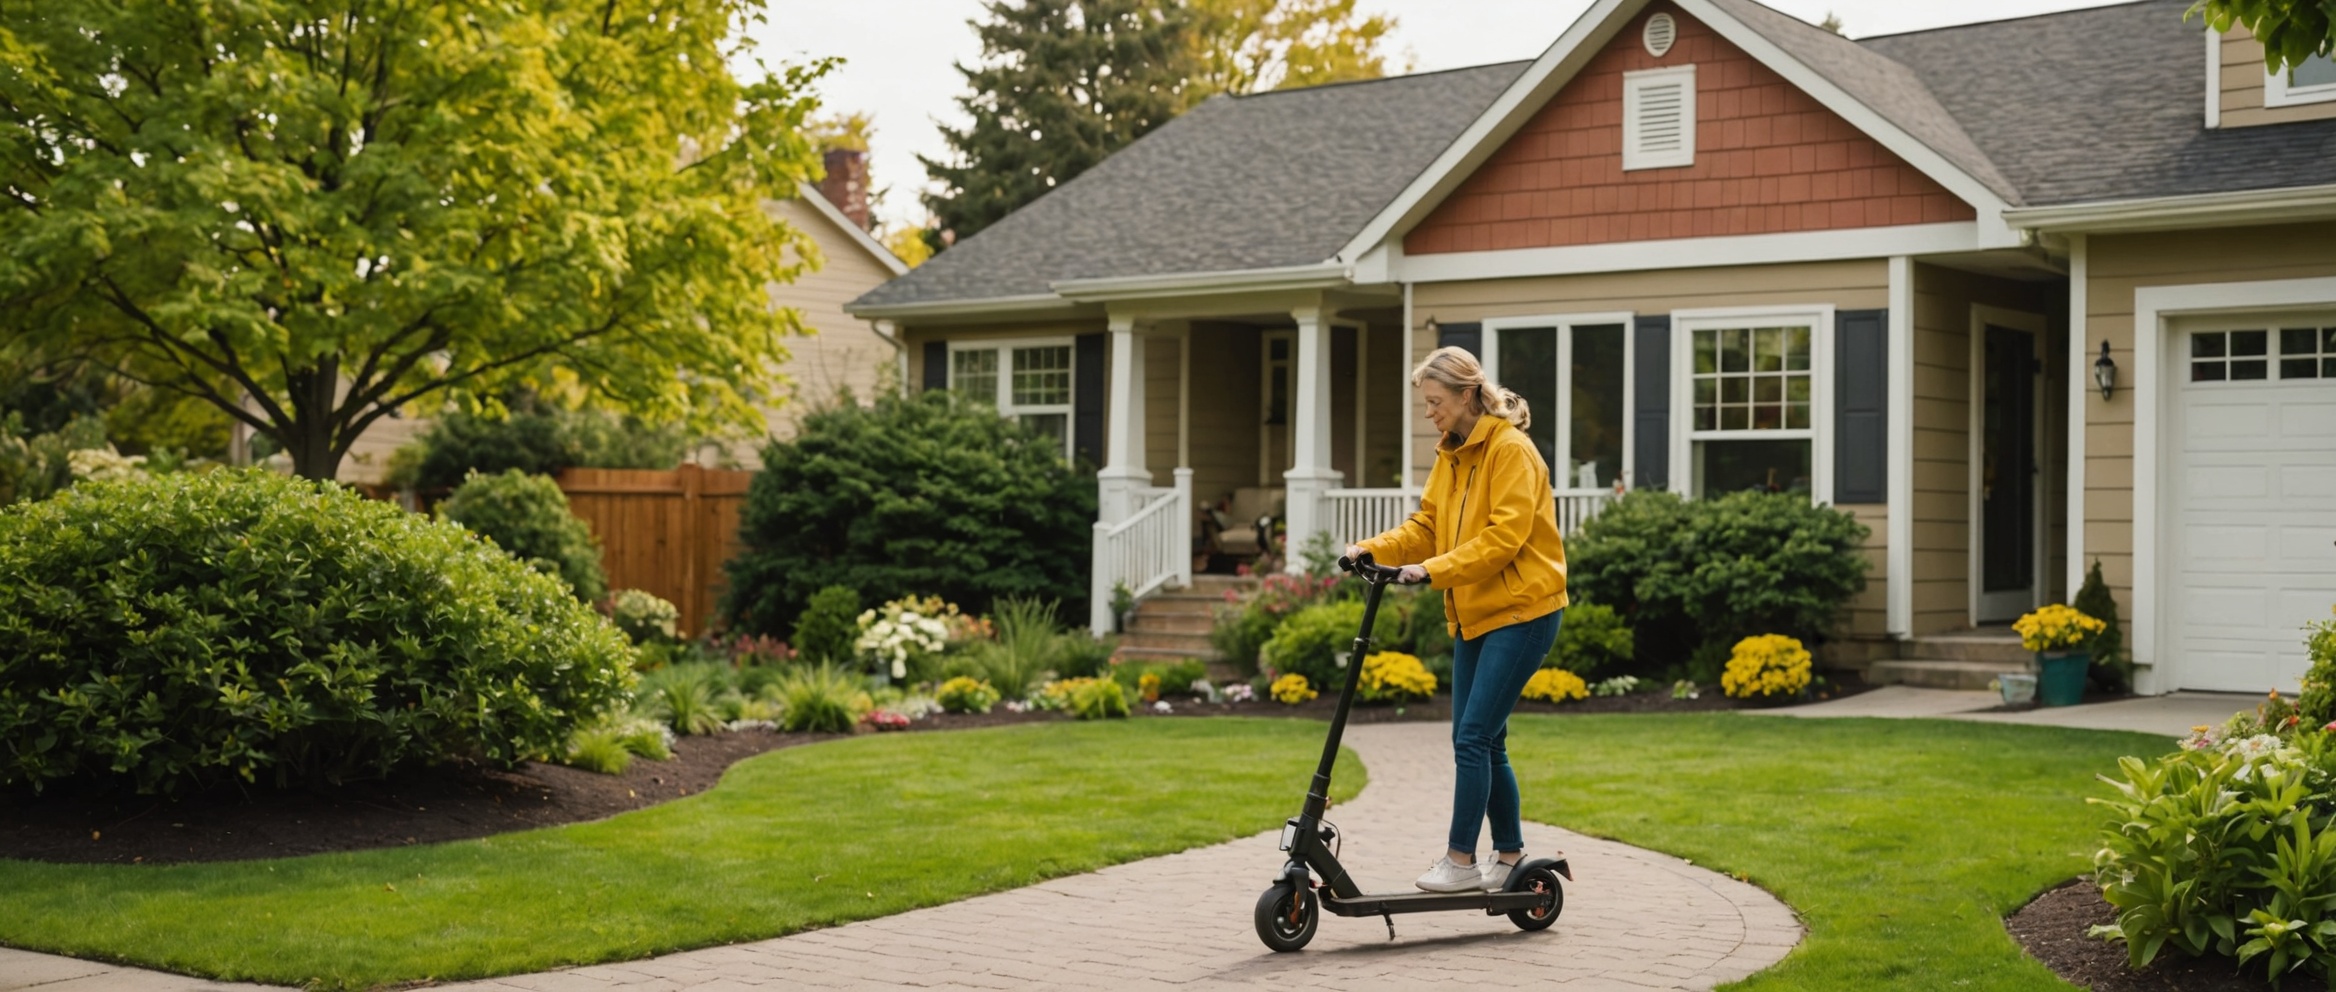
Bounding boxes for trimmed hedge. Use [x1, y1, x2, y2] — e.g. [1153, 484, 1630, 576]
[0, 470, 635, 794]
[439, 469, 609, 603]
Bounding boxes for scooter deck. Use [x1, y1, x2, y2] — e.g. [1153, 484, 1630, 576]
[1323, 889, 1546, 918]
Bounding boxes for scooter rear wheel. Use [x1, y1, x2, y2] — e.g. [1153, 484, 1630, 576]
[1254, 882, 1319, 952]
[1506, 865, 1565, 931]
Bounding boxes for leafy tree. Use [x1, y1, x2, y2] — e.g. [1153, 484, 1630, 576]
[921, 0, 1201, 243]
[1187, 0, 1401, 95]
[2190, 0, 2335, 72]
[0, 0, 831, 481]
[388, 398, 694, 494]
[723, 391, 1095, 636]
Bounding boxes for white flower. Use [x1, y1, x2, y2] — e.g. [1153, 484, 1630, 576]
[1153, 701, 1173, 714]
[2229, 734, 2283, 761]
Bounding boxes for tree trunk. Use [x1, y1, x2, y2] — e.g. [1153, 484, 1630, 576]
[285, 418, 345, 481]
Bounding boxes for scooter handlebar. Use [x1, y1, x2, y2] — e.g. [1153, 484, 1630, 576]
[1336, 552, 1418, 585]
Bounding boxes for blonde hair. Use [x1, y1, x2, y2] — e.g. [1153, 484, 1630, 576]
[1411, 345, 1531, 430]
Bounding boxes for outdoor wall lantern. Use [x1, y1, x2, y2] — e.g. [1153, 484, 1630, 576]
[2093, 340, 2117, 400]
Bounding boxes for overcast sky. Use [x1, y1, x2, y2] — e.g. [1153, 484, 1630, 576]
[735, 0, 2143, 230]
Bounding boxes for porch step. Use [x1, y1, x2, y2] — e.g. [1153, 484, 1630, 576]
[1902, 629, 2029, 666]
[1866, 658, 2032, 691]
[1119, 629, 1217, 655]
[1129, 612, 1217, 635]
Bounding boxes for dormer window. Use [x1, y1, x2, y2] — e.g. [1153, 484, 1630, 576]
[1622, 65, 1697, 171]
[2266, 52, 2336, 107]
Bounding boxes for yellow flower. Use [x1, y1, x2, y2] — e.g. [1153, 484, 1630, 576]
[1271, 673, 1317, 705]
[1721, 634, 1812, 699]
[2012, 604, 2106, 652]
[1359, 651, 1437, 702]
[1523, 668, 1590, 703]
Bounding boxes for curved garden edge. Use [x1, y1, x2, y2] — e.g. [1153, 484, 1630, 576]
[2007, 877, 2260, 992]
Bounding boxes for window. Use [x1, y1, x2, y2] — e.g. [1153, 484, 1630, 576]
[1678, 311, 1828, 499]
[1622, 65, 1696, 171]
[1486, 317, 1630, 490]
[2190, 326, 2336, 382]
[948, 340, 1076, 459]
[2266, 52, 2336, 106]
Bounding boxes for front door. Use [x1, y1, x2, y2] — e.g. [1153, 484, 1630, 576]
[1977, 324, 2039, 622]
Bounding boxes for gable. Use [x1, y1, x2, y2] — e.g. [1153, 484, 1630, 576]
[1404, 2, 1974, 256]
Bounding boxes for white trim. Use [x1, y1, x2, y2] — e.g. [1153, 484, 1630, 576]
[2065, 236, 2089, 618]
[1481, 312, 1638, 491]
[2131, 275, 2336, 693]
[847, 292, 1084, 321]
[1354, 323, 1369, 487]
[1178, 325, 1192, 470]
[1667, 304, 1836, 504]
[950, 335, 1081, 464]
[1622, 65, 1697, 172]
[2003, 184, 2336, 234]
[1393, 223, 1980, 284]
[792, 182, 909, 277]
[2205, 29, 2222, 129]
[1968, 304, 2049, 624]
[2264, 53, 2336, 108]
[1886, 256, 1914, 639]
[1052, 262, 1350, 301]
[1401, 283, 1417, 494]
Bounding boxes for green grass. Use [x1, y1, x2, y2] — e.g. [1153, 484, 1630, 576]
[0, 720, 1362, 989]
[1507, 714, 2164, 991]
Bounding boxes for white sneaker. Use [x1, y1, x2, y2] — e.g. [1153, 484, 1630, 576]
[1479, 856, 1521, 891]
[1416, 856, 1482, 892]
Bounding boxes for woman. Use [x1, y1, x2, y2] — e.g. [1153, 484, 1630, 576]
[1345, 345, 1569, 894]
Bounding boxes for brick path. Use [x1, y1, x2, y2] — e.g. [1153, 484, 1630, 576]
[0, 722, 1801, 991]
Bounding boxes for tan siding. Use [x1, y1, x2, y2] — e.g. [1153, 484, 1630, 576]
[2219, 26, 2336, 127]
[1145, 332, 1180, 480]
[2082, 224, 2336, 627]
[1185, 323, 1263, 506]
[1842, 503, 1888, 638]
[1363, 324, 1408, 488]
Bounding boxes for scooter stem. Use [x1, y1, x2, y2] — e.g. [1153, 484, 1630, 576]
[1303, 557, 1394, 822]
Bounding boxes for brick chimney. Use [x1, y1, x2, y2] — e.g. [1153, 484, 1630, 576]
[817, 148, 871, 230]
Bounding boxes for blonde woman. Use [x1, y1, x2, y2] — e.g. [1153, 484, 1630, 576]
[1345, 345, 1569, 893]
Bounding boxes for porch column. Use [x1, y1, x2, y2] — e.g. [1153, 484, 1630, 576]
[1097, 312, 1152, 524]
[1283, 304, 1340, 572]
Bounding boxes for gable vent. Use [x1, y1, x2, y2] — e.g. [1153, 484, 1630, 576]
[1643, 13, 1676, 57]
[1622, 65, 1697, 171]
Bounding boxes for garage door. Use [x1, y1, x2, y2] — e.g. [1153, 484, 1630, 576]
[2169, 322, 2336, 693]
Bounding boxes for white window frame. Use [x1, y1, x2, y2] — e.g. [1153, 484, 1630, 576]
[946, 336, 1078, 461]
[1622, 65, 1697, 171]
[1481, 312, 1636, 493]
[1668, 305, 1837, 504]
[2265, 52, 2336, 107]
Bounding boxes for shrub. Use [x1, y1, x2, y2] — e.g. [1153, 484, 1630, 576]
[1209, 572, 1344, 677]
[1400, 586, 1455, 662]
[1545, 602, 1633, 677]
[1567, 489, 1869, 672]
[1720, 635, 1813, 700]
[791, 585, 862, 665]
[722, 391, 1095, 636]
[1593, 675, 1642, 697]
[638, 664, 730, 735]
[438, 469, 608, 603]
[1260, 600, 1397, 690]
[1270, 673, 1317, 705]
[936, 676, 1000, 714]
[1111, 658, 1208, 698]
[1054, 631, 1117, 680]
[1359, 651, 1436, 703]
[774, 664, 862, 734]
[0, 413, 107, 505]
[611, 589, 681, 644]
[1034, 677, 1128, 719]
[2297, 609, 2336, 728]
[2073, 560, 2132, 693]
[981, 596, 1065, 698]
[392, 404, 693, 494]
[1522, 668, 1589, 703]
[563, 726, 634, 775]
[0, 469, 633, 794]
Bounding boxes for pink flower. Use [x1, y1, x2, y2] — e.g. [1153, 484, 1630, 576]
[2323, 721, 2336, 733]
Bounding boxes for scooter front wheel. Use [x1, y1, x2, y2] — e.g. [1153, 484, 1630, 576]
[1254, 882, 1319, 951]
[1506, 865, 1565, 931]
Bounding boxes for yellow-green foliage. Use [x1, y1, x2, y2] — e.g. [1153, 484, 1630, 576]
[1035, 678, 1129, 720]
[1358, 651, 1436, 703]
[2014, 603, 2107, 653]
[1721, 634, 1812, 699]
[1522, 668, 1589, 703]
[936, 676, 1000, 714]
[1270, 673, 1317, 705]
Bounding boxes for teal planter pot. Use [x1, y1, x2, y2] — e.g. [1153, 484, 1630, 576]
[2035, 651, 2087, 707]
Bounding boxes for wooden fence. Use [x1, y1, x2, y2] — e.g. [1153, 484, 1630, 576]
[556, 465, 755, 638]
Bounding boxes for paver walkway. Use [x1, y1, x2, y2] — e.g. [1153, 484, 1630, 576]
[0, 721, 1802, 992]
[1759, 686, 2260, 738]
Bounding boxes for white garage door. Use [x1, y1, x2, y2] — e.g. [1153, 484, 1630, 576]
[2169, 322, 2336, 693]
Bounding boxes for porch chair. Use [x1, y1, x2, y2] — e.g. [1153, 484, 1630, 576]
[1209, 486, 1285, 558]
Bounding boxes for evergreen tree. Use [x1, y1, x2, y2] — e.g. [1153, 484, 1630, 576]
[921, 0, 1201, 244]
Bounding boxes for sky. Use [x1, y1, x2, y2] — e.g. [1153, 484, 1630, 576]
[735, 0, 2144, 230]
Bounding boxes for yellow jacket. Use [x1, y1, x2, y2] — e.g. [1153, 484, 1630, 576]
[1357, 415, 1568, 640]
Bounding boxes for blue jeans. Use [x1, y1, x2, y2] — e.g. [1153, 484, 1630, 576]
[1447, 609, 1563, 855]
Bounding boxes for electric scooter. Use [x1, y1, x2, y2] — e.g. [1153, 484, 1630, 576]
[1252, 551, 1570, 952]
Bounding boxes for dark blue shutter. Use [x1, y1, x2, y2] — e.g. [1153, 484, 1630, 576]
[1632, 315, 1671, 491]
[921, 340, 947, 392]
[1834, 309, 1889, 504]
[1073, 332, 1105, 468]
[1436, 321, 1483, 359]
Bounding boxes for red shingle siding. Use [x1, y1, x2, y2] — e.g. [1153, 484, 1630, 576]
[1404, 3, 1973, 256]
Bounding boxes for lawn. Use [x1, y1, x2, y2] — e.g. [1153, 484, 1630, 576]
[1506, 713, 2165, 991]
[0, 720, 1364, 989]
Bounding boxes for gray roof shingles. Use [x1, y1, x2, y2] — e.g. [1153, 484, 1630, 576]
[851, 61, 1528, 310]
[857, 0, 2336, 310]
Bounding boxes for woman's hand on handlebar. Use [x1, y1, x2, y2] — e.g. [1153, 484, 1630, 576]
[1396, 565, 1428, 585]
[1343, 544, 1367, 563]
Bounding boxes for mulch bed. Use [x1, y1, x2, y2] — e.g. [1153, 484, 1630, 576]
[0, 679, 1867, 868]
[2007, 878, 2264, 991]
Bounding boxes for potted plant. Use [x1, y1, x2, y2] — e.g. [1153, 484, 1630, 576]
[2012, 604, 2107, 707]
[1110, 581, 1137, 634]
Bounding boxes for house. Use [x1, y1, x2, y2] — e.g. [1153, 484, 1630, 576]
[846, 0, 2336, 695]
[334, 156, 909, 482]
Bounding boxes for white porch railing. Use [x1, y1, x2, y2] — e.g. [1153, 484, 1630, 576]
[1089, 470, 1193, 634]
[1554, 489, 1615, 535]
[1309, 487, 1619, 555]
